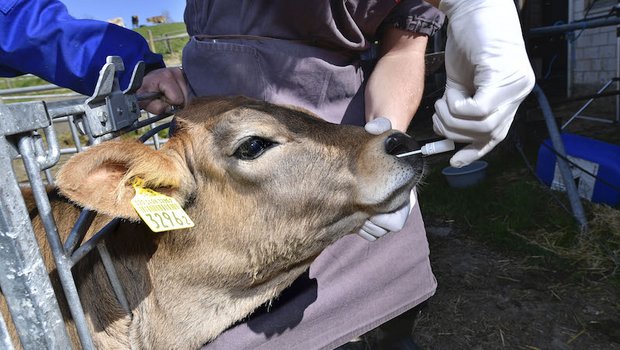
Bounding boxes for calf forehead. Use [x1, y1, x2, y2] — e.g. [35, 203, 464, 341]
[183, 97, 360, 145]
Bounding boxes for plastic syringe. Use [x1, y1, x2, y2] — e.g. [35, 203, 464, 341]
[396, 139, 455, 158]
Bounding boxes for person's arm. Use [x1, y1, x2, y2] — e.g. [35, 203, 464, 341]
[0, 0, 165, 96]
[358, 1, 444, 241]
[364, 28, 428, 133]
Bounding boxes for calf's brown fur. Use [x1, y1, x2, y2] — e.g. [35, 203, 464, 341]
[6, 96, 423, 349]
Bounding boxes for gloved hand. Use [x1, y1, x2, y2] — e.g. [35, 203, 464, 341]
[432, 0, 535, 168]
[364, 117, 393, 135]
[358, 117, 416, 241]
[358, 190, 417, 241]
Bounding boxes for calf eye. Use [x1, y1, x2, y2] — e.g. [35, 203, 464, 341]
[234, 137, 276, 160]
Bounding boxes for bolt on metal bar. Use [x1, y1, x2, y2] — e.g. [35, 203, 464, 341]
[18, 135, 95, 350]
[0, 136, 72, 349]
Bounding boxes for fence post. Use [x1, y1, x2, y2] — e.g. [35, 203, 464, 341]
[0, 136, 73, 349]
[148, 30, 156, 52]
[164, 34, 172, 54]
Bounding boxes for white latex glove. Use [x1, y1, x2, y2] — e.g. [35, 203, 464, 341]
[358, 117, 416, 242]
[358, 190, 417, 242]
[432, 0, 535, 168]
[364, 117, 392, 135]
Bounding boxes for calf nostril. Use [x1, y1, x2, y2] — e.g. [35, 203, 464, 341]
[384, 133, 417, 156]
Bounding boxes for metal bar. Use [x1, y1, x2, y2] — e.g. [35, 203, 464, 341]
[45, 99, 87, 120]
[569, 115, 616, 123]
[63, 210, 96, 254]
[0, 84, 65, 96]
[139, 122, 171, 143]
[561, 79, 616, 129]
[71, 219, 120, 266]
[529, 17, 620, 37]
[151, 123, 161, 150]
[44, 169, 55, 186]
[18, 136, 95, 350]
[532, 85, 588, 231]
[0, 136, 72, 349]
[96, 242, 132, 316]
[36, 125, 60, 170]
[151, 33, 188, 42]
[1, 93, 81, 101]
[67, 115, 84, 153]
[133, 112, 173, 130]
[0, 310, 15, 350]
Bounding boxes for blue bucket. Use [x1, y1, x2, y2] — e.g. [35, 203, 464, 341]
[442, 160, 489, 188]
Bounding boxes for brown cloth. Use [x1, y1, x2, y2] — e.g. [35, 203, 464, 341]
[181, 1, 445, 348]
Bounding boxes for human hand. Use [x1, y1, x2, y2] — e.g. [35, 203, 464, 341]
[432, 0, 535, 168]
[358, 190, 416, 242]
[137, 67, 190, 115]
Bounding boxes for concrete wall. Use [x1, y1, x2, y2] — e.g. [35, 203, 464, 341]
[570, 0, 617, 94]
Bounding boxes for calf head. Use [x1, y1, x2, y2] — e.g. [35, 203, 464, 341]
[54, 96, 423, 346]
[58, 96, 424, 286]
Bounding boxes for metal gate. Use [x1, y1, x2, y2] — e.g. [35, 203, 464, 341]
[0, 56, 172, 349]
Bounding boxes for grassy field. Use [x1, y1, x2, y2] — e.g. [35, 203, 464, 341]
[134, 22, 188, 64]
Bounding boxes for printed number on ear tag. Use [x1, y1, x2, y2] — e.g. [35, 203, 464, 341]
[130, 177, 195, 232]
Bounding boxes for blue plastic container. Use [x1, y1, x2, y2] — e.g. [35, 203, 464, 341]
[442, 160, 488, 188]
[536, 133, 620, 207]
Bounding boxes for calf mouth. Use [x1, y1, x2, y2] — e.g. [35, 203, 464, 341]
[355, 131, 425, 214]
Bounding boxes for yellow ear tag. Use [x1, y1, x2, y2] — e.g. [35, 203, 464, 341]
[130, 177, 195, 232]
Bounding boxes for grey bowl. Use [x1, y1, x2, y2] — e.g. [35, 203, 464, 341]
[441, 160, 489, 188]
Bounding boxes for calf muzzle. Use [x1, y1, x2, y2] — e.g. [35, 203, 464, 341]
[384, 132, 420, 158]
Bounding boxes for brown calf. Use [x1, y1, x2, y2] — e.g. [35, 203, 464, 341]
[9, 96, 423, 349]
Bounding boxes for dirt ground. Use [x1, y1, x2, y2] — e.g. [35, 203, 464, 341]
[410, 221, 620, 350]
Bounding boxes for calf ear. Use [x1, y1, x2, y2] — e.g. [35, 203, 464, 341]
[56, 140, 194, 220]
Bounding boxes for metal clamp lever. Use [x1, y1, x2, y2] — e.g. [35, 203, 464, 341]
[83, 56, 146, 139]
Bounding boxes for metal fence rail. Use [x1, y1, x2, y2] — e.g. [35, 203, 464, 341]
[0, 56, 171, 349]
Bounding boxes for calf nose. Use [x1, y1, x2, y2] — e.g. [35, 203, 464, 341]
[384, 132, 418, 156]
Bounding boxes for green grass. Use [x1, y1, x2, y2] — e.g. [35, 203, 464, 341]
[134, 23, 188, 62]
[418, 140, 620, 280]
[0, 75, 49, 90]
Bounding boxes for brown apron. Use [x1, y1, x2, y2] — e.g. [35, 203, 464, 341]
[183, 35, 437, 349]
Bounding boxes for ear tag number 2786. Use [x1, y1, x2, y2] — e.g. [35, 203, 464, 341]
[130, 178, 195, 233]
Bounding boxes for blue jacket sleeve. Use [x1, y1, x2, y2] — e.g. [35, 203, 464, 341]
[0, 0, 165, 96]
